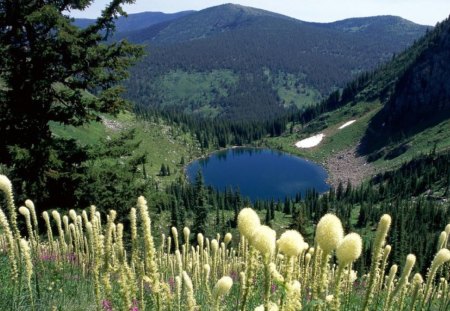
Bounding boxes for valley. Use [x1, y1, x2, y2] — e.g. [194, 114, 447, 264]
[0, 2, 450, 311]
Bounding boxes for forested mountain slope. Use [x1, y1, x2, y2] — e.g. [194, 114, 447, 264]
[279, 15, 450, 169]
[120, 4, 429, 120]
[74, 10, 194, 32]
[354, 16, 450, 157]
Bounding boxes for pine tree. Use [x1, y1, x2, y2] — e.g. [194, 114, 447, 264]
[192, 171, 209, 234]
[0, 0, 143, 204]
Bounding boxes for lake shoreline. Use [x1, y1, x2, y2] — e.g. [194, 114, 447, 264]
[324, 146, 374, 189]
[184, 146, 330, 201]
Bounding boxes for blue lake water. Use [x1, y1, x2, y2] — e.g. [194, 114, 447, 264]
[186, 148, 330, 201]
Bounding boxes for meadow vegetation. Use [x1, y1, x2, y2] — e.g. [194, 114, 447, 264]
[1, 175, 449, 310]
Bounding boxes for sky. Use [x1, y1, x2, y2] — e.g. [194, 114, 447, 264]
[70, 0, 450, 26]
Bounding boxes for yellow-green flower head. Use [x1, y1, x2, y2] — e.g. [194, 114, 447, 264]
[384, 245, 392, 255]
[0, 175, 12, 194]
[42, 211, 50, 222]
[19, 239, 32, 275]
[277, 230, 305, 257]
[387, 264, 398, 283]
[109, 210, 117, 221]
[413, 273, 423, 285]
[137, 196, 147, 206]
[213, 276, 233, 297]
[211, 239, 219, 253]
[18, 206, 30, 217]
[182, 271, 193, 291]
[289, 280, 301, 294]
[433, 248, 450, 268]
[86, 222, 93, 235]
[305, 253, 312, 265]
[197, 233, 204, 246]
[251, 225, 276, 256]
[316, 214, 344, 253]
[438, 232, 447, 249]
[254, 302, 278, 311]
[24, 200, 34, 211]
[224, 233, 232, 245]
[52, 210, 61, 224]
[183, 227, 190, 240]
[406, 254, 416, 269]
[171, 226, 178, 238]
[69, 209, 77, 222]
[445, 224, 450, 235]
[203, 264, 211, 275]
[326, 295, 334, 303]
[308, 247, 315, 255]
[237, 208, 261, 239]
[379, 214, 392, 237]
[336, 233, 363, 265]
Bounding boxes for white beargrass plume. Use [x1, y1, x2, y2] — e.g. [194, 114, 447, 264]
[336, 233, 362, 266]
[437, 231, 447, 250]
[277, 230, 305, 257]
[363, 214, 391, 311]
[316, 214, 344, 254]
[407, 273, 424, 310]
[0, 207, 18, 280]
[20, 238, 34, 309]
[0, 175, 19, 238]
[250, 224, 276, 310]
[19, 206, 35, 245]
[389, 254, 416, 306]
[237, 208, 261, 240]
[314, 213, 344, 300]
[224, 233, 232, 245]
[333, 233, 362, 310]
[251, 225, 276, 258]
[182, 271, 196, 311]
[172, 226, 179, 251]
[254, 302, 279, 311]
[213, 276, 233, 309]
[25, 200, 39, 238]
[421, 248, 450, 308]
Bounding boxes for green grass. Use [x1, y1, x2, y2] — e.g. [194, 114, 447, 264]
[50, 111, 202, 188]
[50, 121, 107, 146]
[264, 69, 323, 109]
[157, 69, 238, 117]
[262, 101, 382, 163]
[371, 118, 450, 170]
[0, 254, 95, 311]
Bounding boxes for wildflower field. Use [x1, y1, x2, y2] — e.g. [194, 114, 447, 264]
[0, 174, 449, 311]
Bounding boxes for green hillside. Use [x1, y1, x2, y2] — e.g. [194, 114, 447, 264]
[51, 112, 202, 187]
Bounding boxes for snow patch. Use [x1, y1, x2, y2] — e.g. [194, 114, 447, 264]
[338, 120, 356, 129]
[295, 133, 324, 148]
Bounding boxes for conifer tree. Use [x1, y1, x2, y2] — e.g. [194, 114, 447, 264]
[0, 0, 143, 203]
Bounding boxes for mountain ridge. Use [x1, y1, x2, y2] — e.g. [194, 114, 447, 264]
[73, 10, 195, 33]
[119, 4, 429, 120]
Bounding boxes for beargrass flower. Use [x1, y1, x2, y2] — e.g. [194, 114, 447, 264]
[316, 214, 344, 253]
[251, 225, 276, 257]
[213, 276, 233, 298]
[224, 233, 232, 245]
[336, 233, 363, 265]
[238, 208, 261, 239]
[277, 230, 305, 257]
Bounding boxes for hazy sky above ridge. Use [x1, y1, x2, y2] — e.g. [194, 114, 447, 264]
[70, 0, 450, 25]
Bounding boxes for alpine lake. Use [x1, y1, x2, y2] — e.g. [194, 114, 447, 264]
[186, 147, 330, 201]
